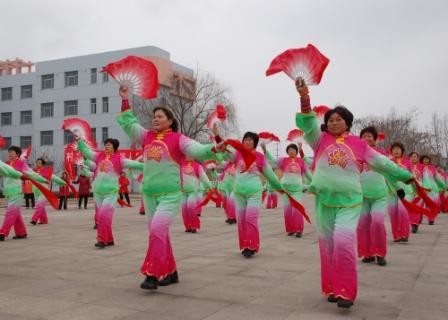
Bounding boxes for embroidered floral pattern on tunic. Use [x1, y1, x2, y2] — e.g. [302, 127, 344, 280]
[328, 148, 349, 169]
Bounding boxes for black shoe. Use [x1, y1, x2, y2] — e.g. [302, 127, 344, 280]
[191, 229, 197, 234]
[242, 248, 254, 258]
[141, 276, 158, 290]
[429, 221, 435, 225]
[139, 211, 145, 215]
[327, 294, 339, 303]
[93, 224, 98, 230]
[337, 298, 353, 308]
[361, 256, 375, 263]
[12, 234, 27, 240]
[411, 224, 419, 234]
[393, 238, 401, 242]
[287, 232, 295, 236]
[94, 241, 106, 249]
[106, 241, 114, 246]
[185, 229, 192, 233]
[377, 256, 387, 266]
[0, 234, 5, 241]
[401, 237, 408, 242]
[225, 219, 232, 224]
[295, 232, 302, 238]
[231, 219, 237, 224]
[158, 271, 179, 286]
[30, 221, 37, 225]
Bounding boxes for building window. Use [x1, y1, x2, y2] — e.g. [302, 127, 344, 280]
[90, 98, 97, 114]
[64, 100, 78, 116]
[20, 136, 32, 149]
[41, 102, 54, 118]
[20, 110, 32, 124]
[1, 112, 12, 126]
[41, 74, 54, 89]
[3, 137, 12, 149]
[90, 68, 97, 84]
[91, 127, 97, 143]
[64, 71, 78, 87]
[63, 130, 75, 145]
[1, 87, 13, 101]
[40, 130, 53, 146]
[102, 71, 109, 83]
[102, 97, 109, 113]
[102, 127, 108, 142]
[20, 85, 32, 99]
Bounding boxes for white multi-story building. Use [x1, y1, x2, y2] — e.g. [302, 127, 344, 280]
[0, 46, 196, 170]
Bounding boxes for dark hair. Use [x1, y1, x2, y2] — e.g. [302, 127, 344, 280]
[104, 138, 119, 151]
[8, 146, 22, 157]
[153, 107, 179, 132]
[322, 106, 354, 132]
[360, 126, 378, 140]
[286, 143, 298, 154]
[420, 155, 431, 164]
[242, 131, 259, 148]
[409, 151, 419, 157]
[390, 142, 405, 155]
[36, 157, 46, 166]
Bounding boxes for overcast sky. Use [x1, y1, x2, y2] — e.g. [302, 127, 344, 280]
[1, 0, 447, 143]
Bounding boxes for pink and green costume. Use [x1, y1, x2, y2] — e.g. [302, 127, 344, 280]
[386, 158, 413, 241]
[409, 163, 423, 226]
[220, 161, 236, 221]
[421, 164, 446, 223]
[31, 168, 66, 225]
[225, 149, 283, 253]
[265, 150, 312, 234]
[265, 181, 279, 209]
[77, 139, 143, 245]
[357, 146, 389, 259]
[296, 106, 413, 302]
[116, 103, 217, 280]
[0, 160, 46, 238]
[181, 160, 212, 231]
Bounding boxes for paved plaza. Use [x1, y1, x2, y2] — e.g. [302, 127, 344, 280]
[1, 194, 447, 320]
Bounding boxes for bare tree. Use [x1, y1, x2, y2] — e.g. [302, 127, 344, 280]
[353, 108, 434, 155]
[130, 72, 240, 143]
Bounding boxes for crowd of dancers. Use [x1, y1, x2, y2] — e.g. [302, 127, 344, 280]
[1, 79, 447, 310]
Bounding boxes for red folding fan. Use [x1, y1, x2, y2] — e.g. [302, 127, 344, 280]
[20, 145, 32, 161]
[102, 55, 159, 99]
[377, 132, 386, 142]
[287, 129, 304, 144]
[207, 104, 227, 130]
[266, 44, 330, 85]
[62, 118, 97, 149]
[259, 132, 280, 145]
[313, 105, 331, 121]
[0, 135, 5, 149]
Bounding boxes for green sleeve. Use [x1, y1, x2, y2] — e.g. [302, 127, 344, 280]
[179, 135, 217, 162]
[51, 174, 66, 186]
[366, 148, 413, 184]
[22, 165, 47, 184]
[77, 139, 97, 161]
[295, 112, 321, 150]
[264, 149, 278, 169]
[434, 172, 447, 190]
[262, 161, 283, 191]
[116, 110, 147, 145]
[198, 166, 213, 190]
[0, 161, 22, 179]
[123, 159, 144, 171]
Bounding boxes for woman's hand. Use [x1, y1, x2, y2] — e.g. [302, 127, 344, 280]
[119, 85, 129, 100]
[295, 77, 309, 97]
